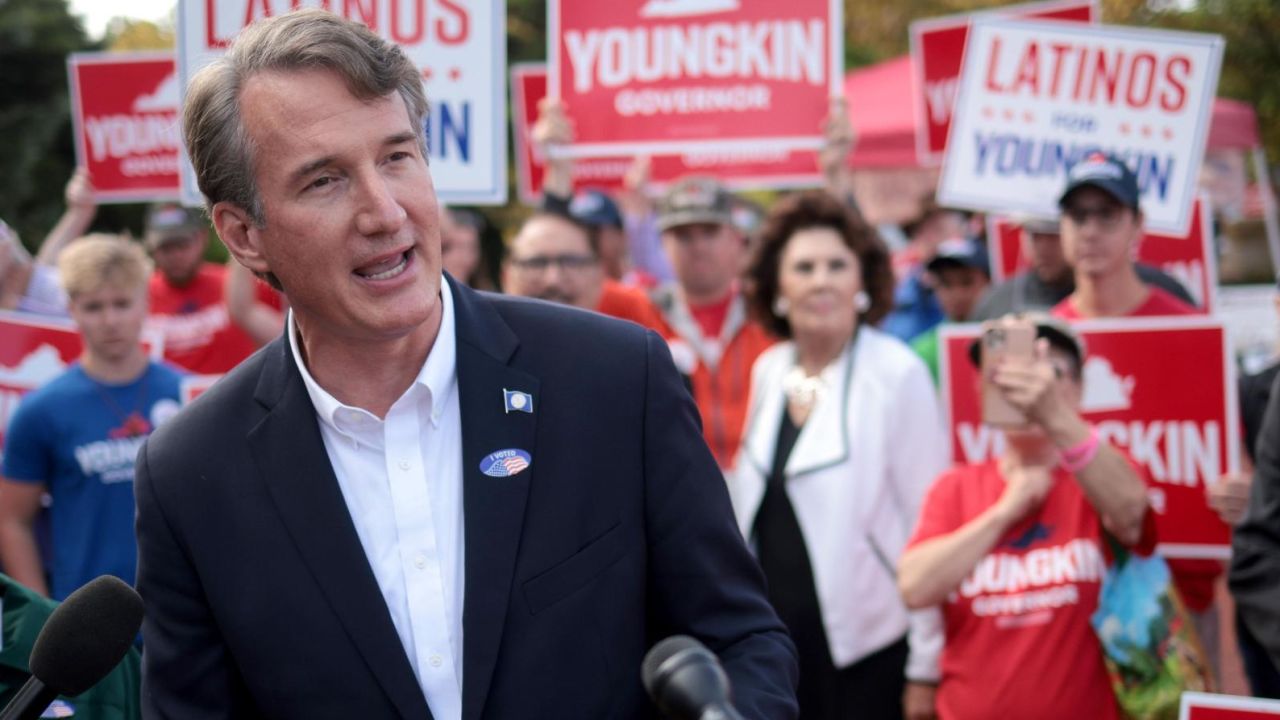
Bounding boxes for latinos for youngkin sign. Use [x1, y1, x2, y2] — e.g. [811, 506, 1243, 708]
[909, 0, 1096, 166]
[938, 19, 1223, 236]
[178, 0, 506, 205]
[67, 52, 180, 203]
[548, 0, 842, 157]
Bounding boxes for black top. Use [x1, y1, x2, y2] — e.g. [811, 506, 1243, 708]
[753, 406, 830, 664]
[1241, 362, 1280, 463]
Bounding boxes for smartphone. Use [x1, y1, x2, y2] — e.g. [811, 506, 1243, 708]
[981, 320, 1036, 428]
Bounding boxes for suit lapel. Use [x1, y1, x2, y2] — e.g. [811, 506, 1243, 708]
[450, 280, 538, 720]
[247, 335, 432, 720]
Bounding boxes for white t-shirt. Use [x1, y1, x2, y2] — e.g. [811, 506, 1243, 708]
[17, 264, 68, 317]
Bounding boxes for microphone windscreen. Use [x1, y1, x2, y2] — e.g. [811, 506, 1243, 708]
[29, 576, 144, 696]
[642, 635, 704, 694]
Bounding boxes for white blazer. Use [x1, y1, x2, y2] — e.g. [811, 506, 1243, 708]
[729, 327, 946, 679]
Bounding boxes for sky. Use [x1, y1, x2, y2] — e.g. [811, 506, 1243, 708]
[69, 0, 176, 40]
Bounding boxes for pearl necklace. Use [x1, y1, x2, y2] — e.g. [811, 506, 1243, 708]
[782, 366, 827, 409]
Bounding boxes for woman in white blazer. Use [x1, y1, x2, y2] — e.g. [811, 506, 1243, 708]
[732, 191, 948, 719]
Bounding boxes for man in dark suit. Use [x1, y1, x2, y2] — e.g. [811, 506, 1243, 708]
[1233, 370, 1280, 697]
[135, 9, 797, 719]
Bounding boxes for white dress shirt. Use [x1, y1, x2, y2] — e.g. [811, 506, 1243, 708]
[288, 280, 464, 720]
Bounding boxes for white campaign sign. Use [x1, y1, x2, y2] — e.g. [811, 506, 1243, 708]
[938, 19, 1222, 235]
[177, 0, 506, 206]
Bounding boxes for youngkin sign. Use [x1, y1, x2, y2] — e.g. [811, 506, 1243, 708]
[68, 53, 181, 202]
[938, 19, 1223, 235]
[511, 63, 821, 203]
[909, 0, 1096, 166]
[548, 0, 842, 157]
[939, 317, 1238, 559]
[987, 197, 1218, 312]
[1181, 692, 1280, 720]
[178, 0, 506, 205]
[0, 312, 164, 459]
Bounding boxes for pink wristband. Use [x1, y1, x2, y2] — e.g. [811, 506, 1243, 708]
[1059, 426, 1100, 473]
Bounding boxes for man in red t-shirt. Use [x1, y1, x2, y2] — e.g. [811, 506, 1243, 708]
[1048, 154, 1218, 668]
[900, 315, 1154, 720]
[1051, 153, 1197, 320]
[144, 204, 281, 374]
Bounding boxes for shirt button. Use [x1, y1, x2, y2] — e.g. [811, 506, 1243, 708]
[429, 655, 443, 668]
[414, 554, 426, 570]
[399, 460, 411, 471]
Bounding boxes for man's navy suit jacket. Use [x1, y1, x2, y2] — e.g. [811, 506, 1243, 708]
[135, 276, 798, 719]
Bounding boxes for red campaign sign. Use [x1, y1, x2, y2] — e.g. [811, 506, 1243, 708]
[511, 63, 822, 204]
[68, 52, 180, 203]
[939, 318, 1239, 558]
[909, 0, 1096, 166]
[1181, 692, 1280, 719]
[548, 0, 842, 157]
[0, 314, 84, 453]
[180, 375, 221, 405]
[0, 312, 165, 455]
[986, 197, 1217, 312]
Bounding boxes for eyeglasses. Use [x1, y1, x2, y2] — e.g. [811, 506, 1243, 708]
[1062, 204, 1128, 230]
[509, 254, 596, 273]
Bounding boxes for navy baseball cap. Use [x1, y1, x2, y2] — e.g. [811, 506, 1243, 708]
[1058, 153, 1140, 211]
[926, 237, 990, 277]
[568, 190, 623, 230]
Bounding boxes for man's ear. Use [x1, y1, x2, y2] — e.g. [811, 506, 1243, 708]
[212, 201, 269, 275]
[1129, 210, 1145, 260]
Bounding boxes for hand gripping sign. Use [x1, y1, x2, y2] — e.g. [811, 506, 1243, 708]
[939, 317, 1239, 559]
[178, 0, 506, 205]
[938, 19, 1223, 236]
[547, 0, 843, 157]
[511, 63, 822, 203]
[909, 0, 1097, 166]
[67, 52, 181, 202]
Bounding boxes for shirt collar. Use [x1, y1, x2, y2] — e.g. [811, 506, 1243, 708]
[288, 277, 458, 437]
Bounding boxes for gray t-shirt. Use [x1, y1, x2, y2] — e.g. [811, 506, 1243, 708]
[973, 263, 1197, 321]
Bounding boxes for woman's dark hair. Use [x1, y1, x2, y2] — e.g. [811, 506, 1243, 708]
[747, 190, 894, 338]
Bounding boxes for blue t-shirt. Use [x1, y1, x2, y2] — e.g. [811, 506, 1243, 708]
[882, 267, 943, 343]
[2, 362, 184, 600]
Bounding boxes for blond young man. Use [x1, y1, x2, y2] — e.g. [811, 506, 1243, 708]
[0, 235, 183, 600]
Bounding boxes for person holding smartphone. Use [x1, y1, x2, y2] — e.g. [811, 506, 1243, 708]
[898, 314, 1153, 720]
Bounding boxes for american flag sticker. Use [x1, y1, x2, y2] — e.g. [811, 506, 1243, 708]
[479, 448, 532, 478]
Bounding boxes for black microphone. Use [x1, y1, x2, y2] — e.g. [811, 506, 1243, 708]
[0, 576, 144, 720]
[642, 635, 746, 720]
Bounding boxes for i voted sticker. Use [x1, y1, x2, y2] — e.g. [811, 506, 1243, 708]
[480, 449, 531, 478]
[42, 700, 75, 718]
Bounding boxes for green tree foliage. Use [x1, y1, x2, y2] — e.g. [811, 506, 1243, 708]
[1157, 0, 1280, 164]
[0, 0, 94, 249]
[105, 17, 175, 52]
